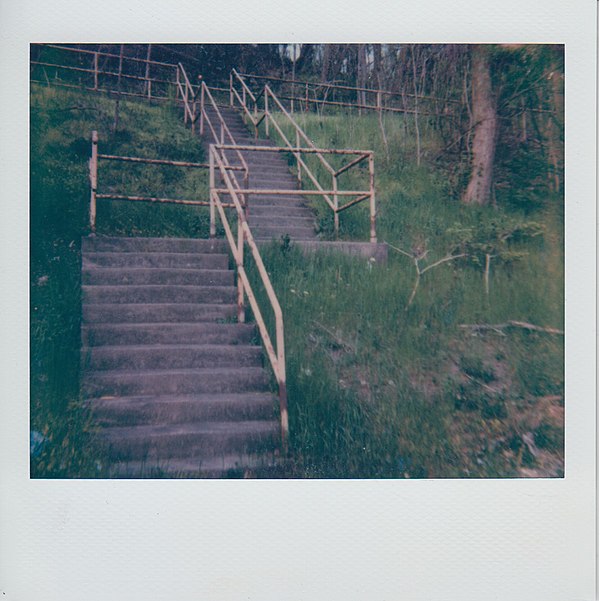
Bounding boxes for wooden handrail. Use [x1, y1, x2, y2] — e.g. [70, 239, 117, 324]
[209, 145, 288, 447]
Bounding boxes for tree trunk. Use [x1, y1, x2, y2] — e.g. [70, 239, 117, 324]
[462, 45, 497, 205]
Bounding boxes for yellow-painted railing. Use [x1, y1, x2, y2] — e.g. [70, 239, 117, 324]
[229, 70, 377, 242]
[209, 144, 288, 446]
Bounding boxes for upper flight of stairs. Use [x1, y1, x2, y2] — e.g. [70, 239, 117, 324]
[81, 235, 282, 477]
[203, 105, 319, 242]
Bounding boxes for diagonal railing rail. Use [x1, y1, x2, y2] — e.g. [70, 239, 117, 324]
[209, 144, 288, 447]
[229, 69, 377, 243]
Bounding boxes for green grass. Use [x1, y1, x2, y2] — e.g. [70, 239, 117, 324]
[31, 85, 564, 478]
[30, 84, 212, 477]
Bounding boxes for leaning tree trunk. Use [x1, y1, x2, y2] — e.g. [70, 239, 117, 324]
[462, 45, 497, 205]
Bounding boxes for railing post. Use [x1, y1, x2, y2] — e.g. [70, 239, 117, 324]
[237, 217, 245, 323]
[368, 152, 376, 243]
[305, 82, 309, 112]
[200, 80, 205, 136]
[265, 88, 269, 137]
[89, 131, 98, 233]
[209, 147, 216, 238]
[277, 328, 288, 450]
[147, 80, 152, 99]
[93, 52, 98, 91]
[229, 72, 233, 106]
[333, 173, 339, 239]
[296, 130, 301, 187]
[243, 170, 249, 219]
[184, 79, 189, 125]
[175, 67, 180, 100]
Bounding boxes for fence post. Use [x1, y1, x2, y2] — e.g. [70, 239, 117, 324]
[93, 52, 98, 90]
[333, 174, 339, 239]
[265, 89, 269, 137]
[237, 217, 245, 324]
[89, 131, 98, 233]
[199, 81, 205, 136]
[209, 147, 216, 238]
[229, 72, 233, 106]
[176, 67, 180, 100]
[369, 152, 376, 243]
[296, 130, 301, 187]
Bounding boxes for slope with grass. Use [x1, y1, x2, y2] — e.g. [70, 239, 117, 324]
[30, 84, 564, 478]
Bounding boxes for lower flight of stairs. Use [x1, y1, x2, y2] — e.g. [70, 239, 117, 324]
[81, 235, 283, 478]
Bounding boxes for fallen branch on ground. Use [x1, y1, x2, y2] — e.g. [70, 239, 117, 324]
[459, 321, 564, 335]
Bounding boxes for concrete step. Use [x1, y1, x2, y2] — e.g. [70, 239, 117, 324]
[83, 267, 234, 287]
[99, 420, 279, 462]
[83, 366, 271, 397]
[248, 205, 313, 218]
[83, 344, 263, 371]
[83, 236, 227, 254]
[107, 452, 280, 477]
[251, 225, 316, 240]
[82, 322, 257, 346]
[83, 303, 237, 324]
[88, 392, 276, 426]
[83, 252, 229, 270]
[248, 215, 315, 228]
[247, 193, 310, 202]
[82, 284, 235, 305]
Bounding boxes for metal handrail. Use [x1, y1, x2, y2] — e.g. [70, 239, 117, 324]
[87, 131, 242, 232]
[209, 144, 288, 447]
[230, 72, 377, 242]
[197, 79, 250, 235]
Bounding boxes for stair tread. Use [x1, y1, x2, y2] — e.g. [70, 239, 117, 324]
[100, 419, 279, 439]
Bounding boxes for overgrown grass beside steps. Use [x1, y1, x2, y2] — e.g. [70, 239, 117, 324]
[31, 85, 564, 478]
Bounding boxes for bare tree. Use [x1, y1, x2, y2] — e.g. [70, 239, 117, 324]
[462, 45, 497, 205]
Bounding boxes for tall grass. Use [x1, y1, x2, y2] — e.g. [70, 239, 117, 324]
[31, 86, 564, 478]
[246, 107, 564, 478]
[30, 85, 211, 477]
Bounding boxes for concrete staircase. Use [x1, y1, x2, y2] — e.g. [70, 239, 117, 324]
[203, 105, 319, 242]
[81, 235, 282, 477]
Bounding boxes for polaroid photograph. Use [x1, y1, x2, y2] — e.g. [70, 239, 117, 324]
[1, 1, 597, 599]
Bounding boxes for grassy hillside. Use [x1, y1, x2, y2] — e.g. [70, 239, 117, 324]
[30, 85, 564, 478]
[30, 85, 210, 476]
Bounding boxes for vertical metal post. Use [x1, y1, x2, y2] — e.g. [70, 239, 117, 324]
[209, 147, 216, 238]
[242, 85, 246, 107]
[265, 89, 269, 137]
[176, 67, 180, 100]
[184, 79, 189, 125]
[333, 174, 339, 239]
[277, 331, 288, 450]
[200, 82, 205, 136]
[89, 131, 98, 232]
[229, 72, 233, 106]
[305, 83, 309, 112]
[237, 218, 245, 323]
[93, 52, 98, 90]
[243, 170, 249, 219]
[296, 130, 301, 187]
[145, 44, 152, 98]
[368, 152, 376, 243]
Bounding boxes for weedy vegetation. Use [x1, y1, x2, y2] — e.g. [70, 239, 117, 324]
[30, 83, 563, 478]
